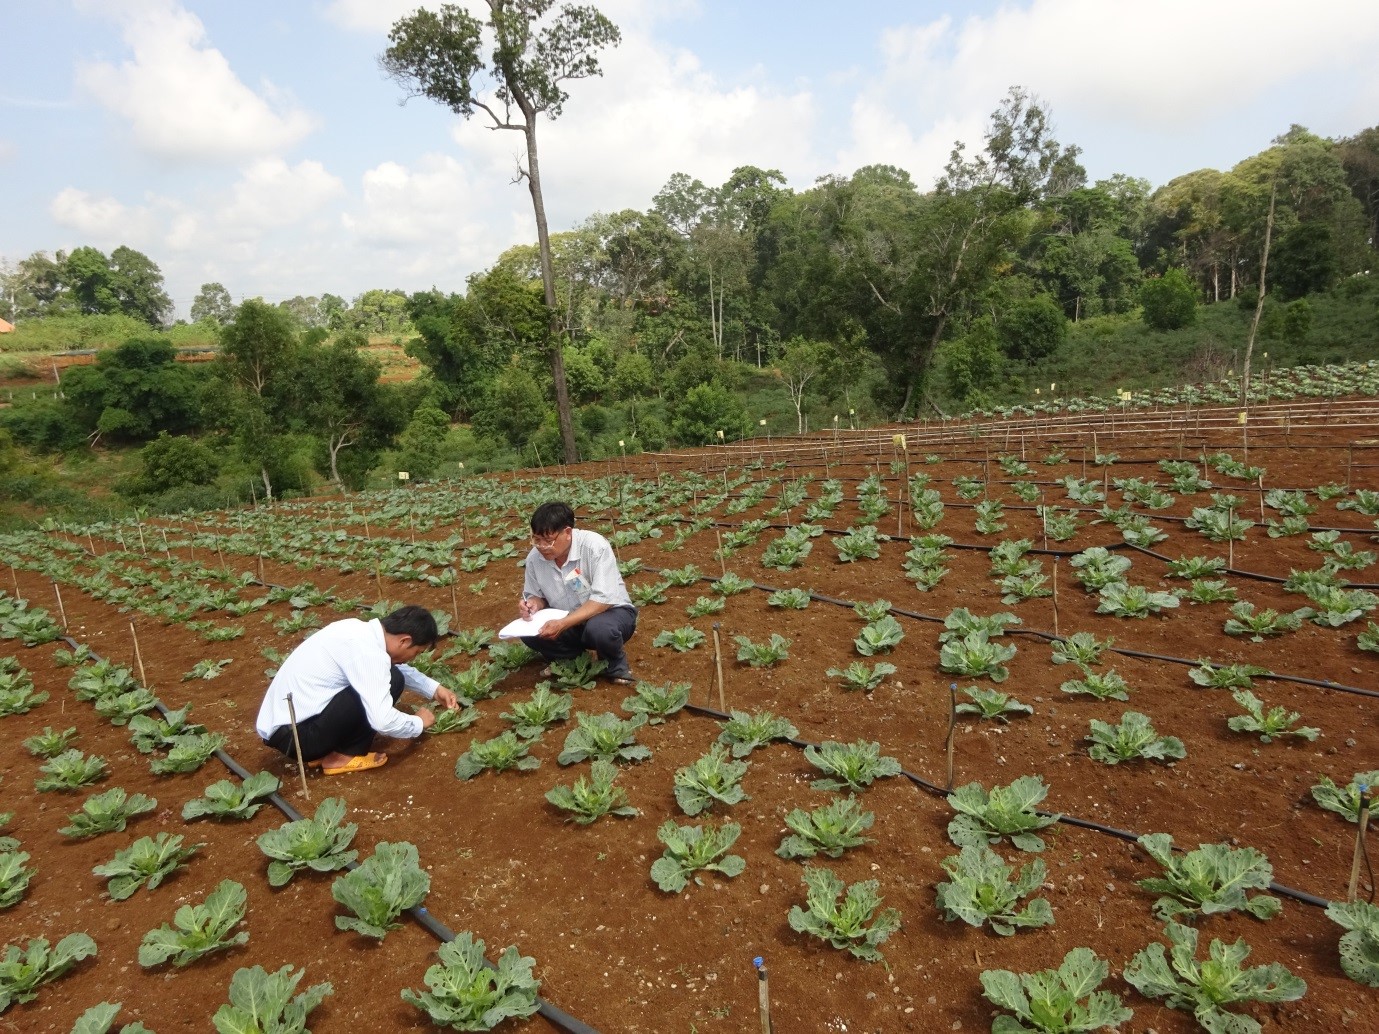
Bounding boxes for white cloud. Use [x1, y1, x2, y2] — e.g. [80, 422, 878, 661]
[323, 0, 424, 33]
[49, 187, 159, 241]
[217, 159, 345, 238]
[843, 0, 1379, 186]
[75, 0, 317, 162]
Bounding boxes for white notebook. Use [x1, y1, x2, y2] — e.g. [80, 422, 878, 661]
[497, 608, 569, 640]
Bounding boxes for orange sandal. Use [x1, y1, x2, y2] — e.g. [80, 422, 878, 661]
[322, 752, 388, 776]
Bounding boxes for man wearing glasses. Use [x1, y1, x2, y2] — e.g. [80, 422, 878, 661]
[516, 500, 638, 685]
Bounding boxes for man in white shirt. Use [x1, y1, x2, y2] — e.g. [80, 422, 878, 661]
[516, 500, 638, 684]
[256, 605, 458, 775]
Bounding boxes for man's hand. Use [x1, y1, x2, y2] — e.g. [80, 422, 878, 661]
[433, 687, 459, 710]
[518, 595, 544, 620]
[416, 707, 436, 730]
[537, 618, 565, 640]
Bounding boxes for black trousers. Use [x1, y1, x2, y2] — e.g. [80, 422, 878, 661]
[265, 667, 404, 761]
[521, 606, 637, 678]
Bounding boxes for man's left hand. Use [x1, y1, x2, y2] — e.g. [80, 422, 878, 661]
[433, 687, 460, 710]
[537, 618, 565, 639]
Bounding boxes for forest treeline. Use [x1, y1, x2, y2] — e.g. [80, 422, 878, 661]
[2, 89, 1377, 519]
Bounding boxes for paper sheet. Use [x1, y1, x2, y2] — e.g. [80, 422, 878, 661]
[497, 608, 569, 640]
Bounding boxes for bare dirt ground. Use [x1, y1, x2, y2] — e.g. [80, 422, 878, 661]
[1, 402, 1377, 1033]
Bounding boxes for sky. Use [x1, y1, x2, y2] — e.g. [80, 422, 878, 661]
[3, 0, 1378, 320]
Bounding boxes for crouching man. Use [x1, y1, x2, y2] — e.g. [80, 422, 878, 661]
[256, 604, 458, 775]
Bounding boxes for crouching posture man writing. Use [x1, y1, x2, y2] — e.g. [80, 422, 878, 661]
[256, 605, 458, 775]
[517, 500, 638, 685]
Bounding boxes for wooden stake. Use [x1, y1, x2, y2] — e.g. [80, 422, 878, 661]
[8, 565, 19, 598]
[945, 682, 958, 791]
[52, 583, 68, 630]
[374, 565, 385, 604]
[714, 529, 727, 578]
[129, 621, 150, 689]
[448, 568, 460, 626]
[285, 693, 312, 801]
[160, 528, 173, 562]
[137, 523, 147, 554]
[1051, 559, 1061, 638]
[711, 622, 726, 712]
[1349, 788, 1371, 901]
[87, 530, 98, 556]
[754, 958, 772, 1034]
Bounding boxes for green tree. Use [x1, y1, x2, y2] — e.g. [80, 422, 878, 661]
[472, 361, 549, 449]
[1139, 268, 1198, 331]
[213, 299, 301, 499]
[293, 335, 402, 487]
[1270, 221, 1337, 299]
[395, 404, 451, 479]
[999, 294, 1067, 362]
[939, 317, 1004, 407]
[190, 282, 235, 325]
[671, 382, 745, 446]
[382, 1, 622, 465]
[109, 246, 172, 325]
[129, 432, 220, 496]
[777, 337, 833, 433]
[62, 337, 202, 443]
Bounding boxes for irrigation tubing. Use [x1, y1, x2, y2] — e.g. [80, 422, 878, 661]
[55, 633, 603, 1034]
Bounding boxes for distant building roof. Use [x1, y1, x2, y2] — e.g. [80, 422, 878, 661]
[0, 318, 13, 333]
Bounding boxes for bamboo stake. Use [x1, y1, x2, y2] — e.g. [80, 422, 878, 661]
[448, 568, 460, 626]
[714, 529, 727, 578]
[137, 522, 147, 554]
[129, 621, 150, 689]
[8, 565, 19, 598]
[52, 583, 68, 630]
[754, 957, 772, 1034]
[160, 528, 173, 562]
[1348, 786, 1371, 901]
[285, 693, 312, 801]
[711, 622, 726, 712]
[87, 530, 98, 556]
[1051, 559, 1061, 638]
[945, 682, 958, 791]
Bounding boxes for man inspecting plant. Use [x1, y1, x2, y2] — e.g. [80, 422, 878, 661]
[255, 606, 458, 775]
[515, 501, 638, 684]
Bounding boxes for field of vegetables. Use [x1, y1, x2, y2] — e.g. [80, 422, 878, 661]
[1, 363, 1378, 1033]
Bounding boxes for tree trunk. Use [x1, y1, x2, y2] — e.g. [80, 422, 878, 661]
[523, 117, 579, 464]
[1242, 184, 1278, 404]
[260, 466, 274, 502]
[329, 437, 344, 486]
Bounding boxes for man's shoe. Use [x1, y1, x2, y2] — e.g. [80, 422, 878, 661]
[608, 671, 636, 687]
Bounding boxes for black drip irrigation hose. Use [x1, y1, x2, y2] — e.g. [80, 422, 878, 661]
[56, 634, 602, 1034]
[682, 702, 1335, 910]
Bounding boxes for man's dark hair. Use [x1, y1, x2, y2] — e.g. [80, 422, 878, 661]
[381, 605, 439, 648]
[530, 501, 576, 537]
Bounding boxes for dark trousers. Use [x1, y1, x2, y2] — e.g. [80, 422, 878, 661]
[265, 667, 404, 761]
[521, 606, 637, 678]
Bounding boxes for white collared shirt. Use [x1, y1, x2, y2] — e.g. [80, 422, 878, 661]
[522, 527, 635, 611]
[254, 617, 438, 741]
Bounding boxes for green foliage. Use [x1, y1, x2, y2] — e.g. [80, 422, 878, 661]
[256, 797, 358, 887]
[935, 845, 1053, 936]
[767, 587, 811, 609]
[331, 841, 429, 939]
[426, 704, 481, 735]
[1049, 632, 1113, 666]
[182, 772, 281, 821]
[621, 679, 689, 724]
[93, 687, 160, 726]
[1000, 294, 1069, 362]
[826, 660, 896, 692]
[22, 725, 77, 758]
[401, 931, 541, 1031]
[1226, 690, 1319, 743]
[1123, 922, 1305, 1034]
[1059, 667, 1131, 701]
[947, 776, 1061, 853]
[548, 653, 606, 691]
[453, 731, 541, 779]
[501, 684, 572, 738]
[834, 525, 883, 561]
[980, 947, 1133, 1033]
[60, 787, 157, 839]
[1310, 770, 1379, 823]
[93, 833, 203, 900]
[0, 850, 33, 910]
[1135, 833, 1281, 923]
[128, 704, 205, 753]
[717, 710, 799, 758]
[674, 745, 749, 816]
[777, 796, 874, 860]
[212, 964, 333, 1034]
[557, 711, 650, 765]
[650, 820, 746, 893]
[544, 759, 638, 825]
[956, 685, 1033, 721]
[1326, 900, 1379, 988]
[0, 666, 45, 715]
[1086, 712, 1185, 765]
[650, 628, 706, 650]
[0, 932, 97, 1011]
[787, 865, 901, 962]
[1139, 267, 1198, 330]
[939, 630, 1017, 682]
[1223, 601, 1304, 640]
[138, 879, 248, 968]
[804, 739, 901, 792]
[685, 594, 724, 618]
[149, 732, 226, 774]
[1096, 582, 1180, 618]
[35, 749, 108, 792]
[733, 632, 790, 666]
[69, 1001, 155, 1034]
[852, 616, 904, 656]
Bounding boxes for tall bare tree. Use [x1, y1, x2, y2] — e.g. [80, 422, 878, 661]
[381, 1, 621, 463]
